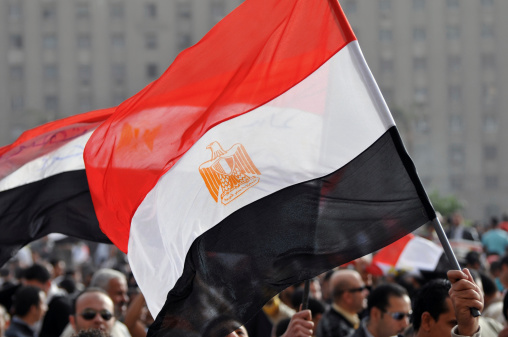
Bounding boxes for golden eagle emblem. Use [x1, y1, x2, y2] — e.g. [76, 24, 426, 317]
[199, 141, 261, 205]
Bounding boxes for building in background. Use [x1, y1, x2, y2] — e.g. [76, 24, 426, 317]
[1, 0, 507, 221]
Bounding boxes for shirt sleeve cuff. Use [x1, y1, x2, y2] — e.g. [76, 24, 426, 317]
[451, 325, 481, 337]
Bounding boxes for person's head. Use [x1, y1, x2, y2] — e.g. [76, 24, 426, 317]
[479, 271, 498, 306]
[330, 269, 368, 314]
[69, 288, 115, 333]
[0, 304, 9, 336]
[498, 255, 508, 288]
[366, 283, 411, 337]
[202, 316, 248, 337]
[465, 251, 481, 271]
[90, 269, 128, 318]
[412, 279, 456, 337]
[451, 212, 463, 227]
[21, 263, 52, 294]
[49, 258, 66, 279]
[11, 285, 47, 325]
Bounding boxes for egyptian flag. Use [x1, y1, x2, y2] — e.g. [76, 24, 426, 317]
[84, 0, 436, 335]
[0, 108, 114, 266]
[368, 234, 447, 277]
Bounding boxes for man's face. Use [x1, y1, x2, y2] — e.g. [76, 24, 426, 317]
[348, 276, 368, 313]
[377, 295, 411, 337]
[428, 298, 457, 336]
[70, 292, 116, 333]
[35, 291, 48, 322]
[225, 326, 248, 337]
[107, 277, 129, 318]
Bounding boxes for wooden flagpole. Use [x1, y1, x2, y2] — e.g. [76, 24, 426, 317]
[432, 217, 481, 317]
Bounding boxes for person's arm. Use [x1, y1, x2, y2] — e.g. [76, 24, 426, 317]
[281, 310, 314, 337]
[124, 291, 148, 337]
[447, 269, 483, 337]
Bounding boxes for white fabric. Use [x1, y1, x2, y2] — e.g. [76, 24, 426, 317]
[128, 41, 396, 317]
[0, 131, 93, 192]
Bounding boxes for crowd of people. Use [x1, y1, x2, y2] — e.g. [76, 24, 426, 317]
[0, 210, 508, 337]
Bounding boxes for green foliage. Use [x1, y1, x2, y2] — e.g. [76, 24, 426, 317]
[429, 190, 463, 217]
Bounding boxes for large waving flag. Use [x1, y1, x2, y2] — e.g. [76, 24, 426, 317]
[0, 108, 114, 266]
[84, 0, 436, 335]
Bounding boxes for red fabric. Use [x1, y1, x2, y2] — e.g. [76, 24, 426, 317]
[0, 107, 115, 180]
[84, 0, 357, 252]
[368, 234, 414, 275]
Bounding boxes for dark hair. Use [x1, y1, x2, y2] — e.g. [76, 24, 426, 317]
[22, 264, 51, 283]
[480, 271, 497, 297]
[367, 283, 408, 313]
[412, 279, 451, 331]
[71, 287, 110, 315]
[12, 285, 43, 317]
[201, 315, 242, 337]
[500, 255, 508, 268]
[308, 298, 325, 315]
[465, 251, 481, 267]
[59, 278, 77, 294]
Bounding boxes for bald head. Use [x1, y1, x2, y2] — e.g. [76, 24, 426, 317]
[330, 270, 368, 314]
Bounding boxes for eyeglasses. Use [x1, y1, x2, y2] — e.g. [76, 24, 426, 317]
[80, 309, 113, 321]
[345, 286, 367, 293]
[384, 310, 412, 321]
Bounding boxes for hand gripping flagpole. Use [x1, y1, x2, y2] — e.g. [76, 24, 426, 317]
[432, 217, 481, 317]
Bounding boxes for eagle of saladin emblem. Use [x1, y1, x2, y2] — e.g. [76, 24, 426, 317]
[199, 141, 261, 205]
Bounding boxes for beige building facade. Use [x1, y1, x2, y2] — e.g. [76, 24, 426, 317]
[1, 0, 507, 222]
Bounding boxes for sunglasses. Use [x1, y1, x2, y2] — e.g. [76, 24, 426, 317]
[80, 309, 113, 321]
[345, 286, 367, 293]
[384, 310, 412, 321]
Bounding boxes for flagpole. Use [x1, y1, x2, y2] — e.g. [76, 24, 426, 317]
[432, 217, 481, 317]
[301, 279, 310, 310]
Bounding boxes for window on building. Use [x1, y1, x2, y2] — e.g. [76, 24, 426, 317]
[450, 175, 463, 191]
[342, 0, 357, 15]
[481, 54, 496, 70]
[380, 0, 391, 11]
[446, 25, 461, 40]
[8, 3, 22, 20]
[177, 2, 192, 19]
[482, 83, 497, 107]
[447, 0, 459, 8]
[78, 96, 92, 112]
[413, 27, 426, 41]
[449, 114, 463, 133]
[11, 96, 24, 112]
[45, 95, 59, 112]
[483, 114, 498, 133]
[43, 65, 58, 80]
[481, 0, 494, 7]
[481, 23, 495, 38]
[449, 145, 464, 165]
[10, 34, 23, 49]
[77, 34, 91, 49]
[111, 34, 125, 48]
[448, 85, 462, 101]
[42, 5, 56, 20]
[43, 34, 58, 49]
[484, 145, 498, 160]
[178, 33, 191, 50]
[379, 29, 393, 42]
[413, 57, 427, 71]
[379, 59, 394, 73]
[413, 0, 425, 10]
[414, 87, 428, 104]
[10, 65, 23, 80]
[112, 64, 126, 84]
[110, 3, 124, 19]
[146, 63, 159, 79]
[448, 55, 461, 72]
[485, 175, 498, 189]
[145, 3, 157, 19]
[78, 65, 92, 85]
[76, 3, 90, 19]
[145, 33, 158, 50]
[211, 1, 225, 23]
[415, 116, 430, 134]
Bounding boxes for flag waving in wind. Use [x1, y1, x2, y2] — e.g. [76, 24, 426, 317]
[0, 108, 114, 266]
[84, 0, 436, 335]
